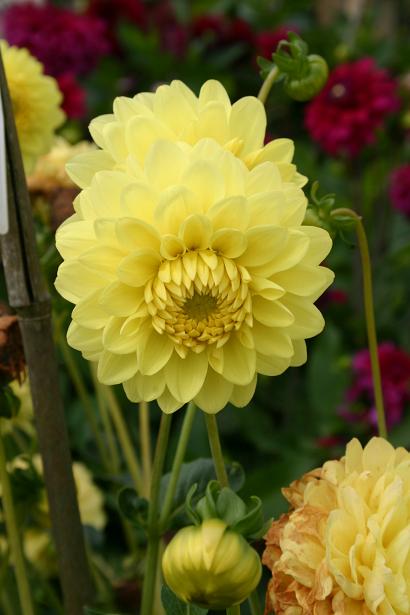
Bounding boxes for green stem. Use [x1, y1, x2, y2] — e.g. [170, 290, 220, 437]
[140, 413, 172, 615]
[101, 385, 144, 495]
[257, 66, 280, 105]
[159, 401, 197, 529]
[139, 401, 152, 497]
[56, 329, 109, 469]
[204, 414, 229, 488]
[90, 364, 121, 474]
[227, 606, 241, 615]
[331, 208, 387, 438]
[248, 590, 261, 615]
[0, 422, 35, 615]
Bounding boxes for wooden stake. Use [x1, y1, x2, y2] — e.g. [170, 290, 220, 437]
[0, 49, 94, 615]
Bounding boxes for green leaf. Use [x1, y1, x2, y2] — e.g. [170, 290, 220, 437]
[159, 458, 244, 521]
[84, 608, 122, 615]
[161, 586, 208, 615]
[0, 386, 20, 419]
[117, 488, 148, 528]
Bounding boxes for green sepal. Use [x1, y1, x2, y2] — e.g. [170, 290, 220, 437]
[161, 585, 208, 614]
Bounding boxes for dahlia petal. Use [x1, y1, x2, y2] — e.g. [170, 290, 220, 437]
[102, 122, 128, 162]
[97, 350, 138, 385]
[120, 182, 157, 223]
[362, 438, 395, 474]
[89, 114, 114, 148]
[280, 187, 308, 226]
[274, 265, 334, 298]
[252, 322, 293, 358]
[67, 321, 103, 355]
[80, 245, 125, 274]
[221, 335, 256, 385]
[229, 97, 266, 157]
[165, 351, 208, 403]
[102, 317, 139, 354]
[199, 80, 231, 111]
[160, 235, 185, 260]
[282, 295, 325, 339]
[113, 96, 151, 122]
[252, 297, 294, 327]
[66, 150, 115, 189]
[125, 115, 174, 164]
[250, 276, 285, 301]
[55, 260, 108, 304]
[157, 388, 184, 414]
[116, 218, 161, 252]
[99, 282, 144, 316]
[138, 330, 174, 376]
[253, 138, 295, 165]
[256, 353, 289, 376]
[254, 230, 309, 277]
[72, 290, 108, 329]
[238, 225, 287, 267]
[170, 81, 198, 110]
[302, 226, 334, 265]
[230, 374, 257, 408]
[181, 161, 225, 211]
[289, 340, 307, 366]
[117, 249, 161, 287]
[197, 101, 230, 144]
[56, 220, 96, 260]
[246, 162, 282, 195]
[208, 196, 249, 231]
[145, 140, 187, 190]
[211, 228, 247, 258]
[153, 85, 197, 135]
[90, 171, 131, 217]
[194, 368, 233, 414]
[180, 214, 213, 250]
[124, 370, 166, 402]
[155, 186, 197, 235]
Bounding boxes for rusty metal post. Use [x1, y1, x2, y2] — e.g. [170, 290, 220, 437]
[0, 50, 94, 614]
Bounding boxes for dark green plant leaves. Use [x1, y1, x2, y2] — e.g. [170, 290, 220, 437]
[161, 585, 208, 615]
[0, 385, 20, 419]
[117, 488, 148, 529]
[84, 608, 121, 615]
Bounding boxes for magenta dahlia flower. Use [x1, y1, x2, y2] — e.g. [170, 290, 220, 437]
[305, 58, 399, 156]
[389, 163, 410, 217]
[255, 26, 298, 60]
[2, 3, 109, 77]
[342, 342, 410, 428]
[56, 74, 86, 119]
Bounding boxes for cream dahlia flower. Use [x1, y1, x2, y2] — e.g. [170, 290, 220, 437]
[263, 437, 410, 615]
[66, 79, 306, 190]
[28, 137, 95, 193]
[56, 128, 333, 413]
[1, 40, 65, 173]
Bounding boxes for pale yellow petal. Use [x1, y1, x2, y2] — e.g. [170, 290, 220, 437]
[211, 229, 247, 258]
[55, 260, 108, 303]
[230, 374, 257, 407]
[117, 249, 161, 287]
[124, 370, 166, 402]
[138, 329, 174, 376]
[66, 150, 115, 189]
[72, 290, 108, 329]
[229, 96, 266, 156]
[102, 316, 139, 354]
[145, 140, 187, 190]
[99, 282, 144, 316]
[165, 351, 208, 403]
[252, 322, 293, 358]
[194, 368, 233, 413]
[97, 350, 138, 385]
[157, 388, 184, 414]
[199, 80, 231, 111]
[221, 335, 256, 385]
[116, 218, 161, 251]
[252, 297, 294, 327]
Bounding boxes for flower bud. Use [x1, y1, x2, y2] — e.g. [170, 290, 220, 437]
[162, 519, 262, 610]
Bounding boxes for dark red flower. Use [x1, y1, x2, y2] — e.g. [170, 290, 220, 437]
[2, 3, 109, 77]
[145, 0, 189, 57]
[255, 26, 298, 60]
[56, 73, 86, 119]
[389, 163, 410, 217]
[305, 59, 399, 157]
[342, 343, 410, 428]
[86, 0, 146, 51]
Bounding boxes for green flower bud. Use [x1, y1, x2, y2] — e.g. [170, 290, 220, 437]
[162, 518, 262, 610]
[283, 54, 328, 101]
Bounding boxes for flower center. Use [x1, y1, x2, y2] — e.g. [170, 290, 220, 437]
[147, 250, 252, 356]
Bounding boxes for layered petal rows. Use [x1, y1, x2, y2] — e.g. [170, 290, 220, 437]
[55, 81, 334, 413]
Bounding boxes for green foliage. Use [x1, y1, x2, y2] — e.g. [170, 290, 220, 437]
[161, 585, 208, 615]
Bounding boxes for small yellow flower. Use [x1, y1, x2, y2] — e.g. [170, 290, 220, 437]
[56, 130, 333, 413]
[1, 40, 65, 173]
[66, 79, 306, 189]
[28, 137, 95, 193]
[263, 437, 410, 615]
[162, 518, 262, 609]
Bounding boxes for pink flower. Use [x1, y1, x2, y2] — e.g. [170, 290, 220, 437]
[2, 3, 109, 77]
[342, 343, 410, 428]
[255, 26, 298, 60]
[305, 59, 399, 157]
[389, 163, 410, 217]
[56, 74, 86, 119]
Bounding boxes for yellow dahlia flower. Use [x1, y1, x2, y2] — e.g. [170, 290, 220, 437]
[1, 40, 65, 173]
[162, 518, 262, 609]
[56, 133, 333, 413]
[66, 79, 306, 190]
[263, 437, 410, 615]
[28, 137, 95, 193]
